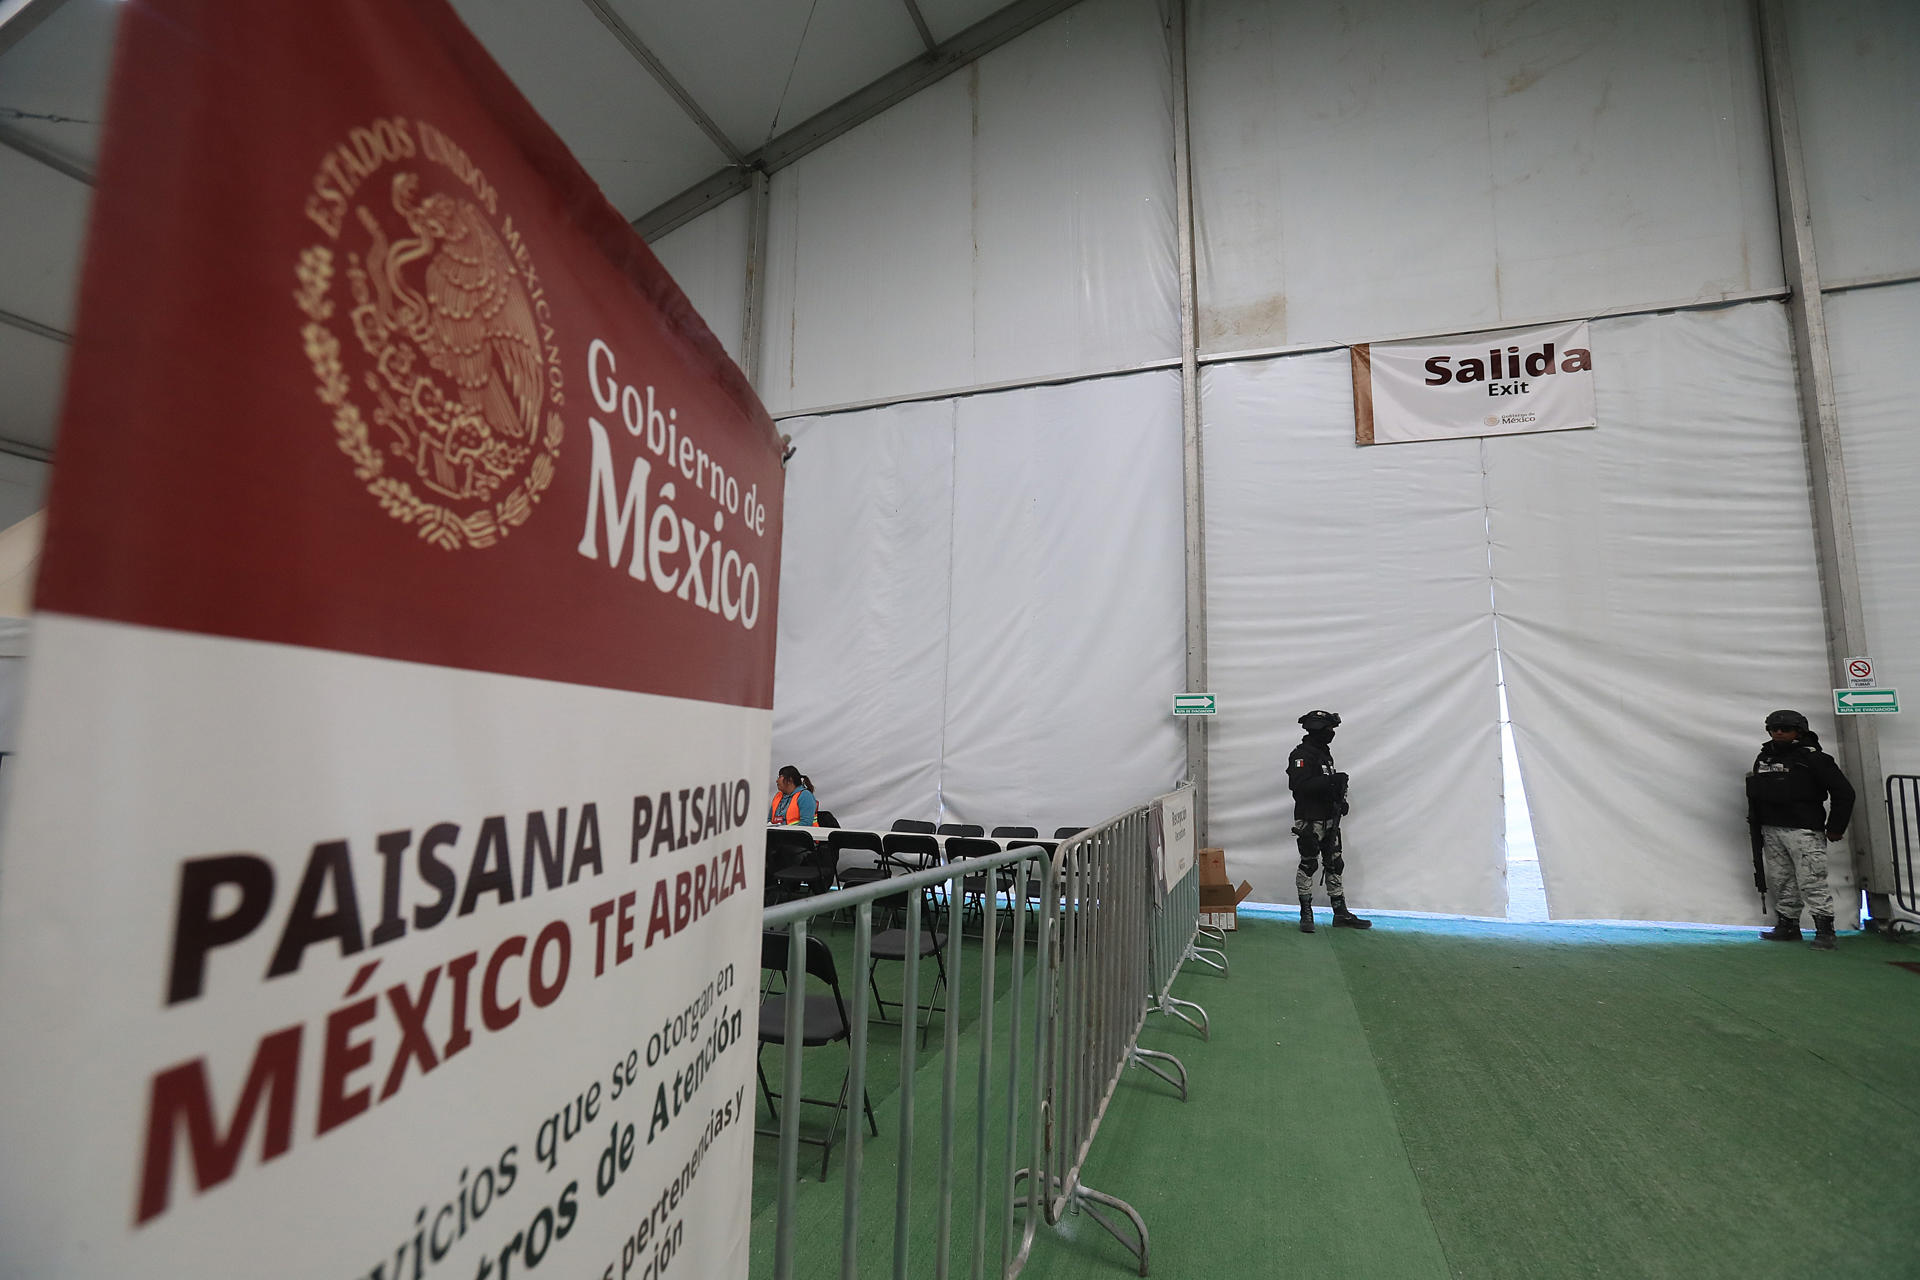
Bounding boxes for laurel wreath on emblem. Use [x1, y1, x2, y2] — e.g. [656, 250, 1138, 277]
[294, 171, 562, 552]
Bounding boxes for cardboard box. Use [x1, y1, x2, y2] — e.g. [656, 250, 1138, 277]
[1196, 846, 1253, 930]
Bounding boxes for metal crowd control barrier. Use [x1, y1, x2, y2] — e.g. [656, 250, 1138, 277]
[1011, 805, 1191, 1277]
[1146, 860, 1227, 1039]
[760, 840, 1053, 1280]
[1886, 775, 1920, 918]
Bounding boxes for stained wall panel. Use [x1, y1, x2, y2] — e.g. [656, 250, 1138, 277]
[1190, 0, 1781, 355]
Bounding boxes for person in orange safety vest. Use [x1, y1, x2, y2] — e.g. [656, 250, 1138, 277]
[769, 765, 818, 826]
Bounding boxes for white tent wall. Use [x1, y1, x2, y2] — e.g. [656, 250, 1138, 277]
[1186, 0, 1782, 357]
[1788, 0, 1920, 286]
[769, 399, 956, 826]
[939, 373, 1186, 832]
[755, 0, 1179, 416]
[1485, 302, 1841, 926]
[1827, 283, 1920, 778]
[648, 191, 751, 370]
[769, 371, 1187, 832]
[1202, 353, 1506, 917]
[0, 458, 48, 533]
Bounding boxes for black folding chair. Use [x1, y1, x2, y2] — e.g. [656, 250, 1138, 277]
[890, 818, 936, 834]
[765, 829, 825, 903]
[937, 822, 984, 837]
[1011, 826, 1081, 929]
[868, 880, 948, 1049]
[830, 829, 890, 892]
[814, 809, 840, 829]
[756, 930, 878, 1179]
[881, 831, 941, 871]
[990, 824, 1038, 842]
[945, 835, 1003, 927]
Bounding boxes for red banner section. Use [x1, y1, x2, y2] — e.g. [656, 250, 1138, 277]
[36, 0, 783, 708]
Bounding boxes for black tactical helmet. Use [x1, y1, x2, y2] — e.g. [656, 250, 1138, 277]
[1765, 709, 1809, 732]
[1299, 710, 1341, 732]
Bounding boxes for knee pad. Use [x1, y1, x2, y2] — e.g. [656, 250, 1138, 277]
[1325, 852, 1345, 878]
[1297, 854, 1320, 878]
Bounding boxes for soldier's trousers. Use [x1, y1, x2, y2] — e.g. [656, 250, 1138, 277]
[1294, 818, 1343, 899]
[1761, 825, 1834, 919]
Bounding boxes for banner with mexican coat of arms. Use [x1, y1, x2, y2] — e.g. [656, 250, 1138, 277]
[0, 1, 781, 1275]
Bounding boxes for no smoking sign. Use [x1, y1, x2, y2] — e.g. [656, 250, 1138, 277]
[1847, 657, 1874, 689]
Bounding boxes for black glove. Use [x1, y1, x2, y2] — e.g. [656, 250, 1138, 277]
[1339, 800, 1350, 816]
[1333, 772, 1348, 793]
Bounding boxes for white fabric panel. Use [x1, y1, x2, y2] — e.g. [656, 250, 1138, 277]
[0, 147, 91, 334]
[0, 460, 48, 536]
[1190, 0, 1780, 355]
[1828, 283, 1920, 776]
[605, 0, 921, 153]
[762, 76, 977, 415]
[0, 328, 67, 456]
[0, 0, 118, 169]
[449, 0, 732, 219]
[647, 191, 750, 370]
[769, 400, 955, 827]
[1486, 303, 1841, 925]
[1203, 353, 1506, 915]
[760, 0, 1178, 414]
[941, 372, 1187, 833]
[916, 0, 1019, 43]
[970, 0, 1178, 387]
[1789, 1, 1920, 283]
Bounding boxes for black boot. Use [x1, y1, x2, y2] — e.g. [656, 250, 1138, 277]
[1809, 914, 1836, 951]
[1298, 898, 1316, 933]
[1759, 914, 1802, 941]
[1331, 896, 1372, 929]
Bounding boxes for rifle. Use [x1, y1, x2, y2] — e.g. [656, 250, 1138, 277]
[1748, 814, 1767, 912]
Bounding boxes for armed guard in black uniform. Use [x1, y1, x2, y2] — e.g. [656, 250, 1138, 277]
[1288, 710, 1370, 932]
[1746, 709, 1855, 951]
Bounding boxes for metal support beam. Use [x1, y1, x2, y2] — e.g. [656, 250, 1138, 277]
[0, 305, 69, 344]
[901, 0, 938, 51]
[0, 0, 72, 59]
[1756, 0, 1893, 917]
[1167, 0, 1207, 843]
[740, 168, 771, 392]
[634, 0, 1090, 240]
[0, 119, 93, 186]
[576, 0, 745, 168]
[0, 437, 53, 464]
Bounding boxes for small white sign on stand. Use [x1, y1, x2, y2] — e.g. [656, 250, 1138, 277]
[1846, 657, 1875, 690]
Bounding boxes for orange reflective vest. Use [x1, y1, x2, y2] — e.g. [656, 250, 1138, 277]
[770, 790, 814, 826]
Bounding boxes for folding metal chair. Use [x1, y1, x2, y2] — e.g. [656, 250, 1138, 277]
[867, 880, 948, 1049]
[756, 930, 878, 1179]
[945, 835, 1003, 927]
[765, 828, 826, 904]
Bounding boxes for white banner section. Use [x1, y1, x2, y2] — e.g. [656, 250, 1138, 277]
[1153, 786, 1197, 895]
[0, 618, 763, 1278]
[1354, 320, 1596, 446]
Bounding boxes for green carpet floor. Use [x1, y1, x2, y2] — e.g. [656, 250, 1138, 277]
[749, 913, 1920, 1279]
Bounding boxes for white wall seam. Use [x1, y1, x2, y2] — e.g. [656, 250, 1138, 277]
[933, 400, 960, 823]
